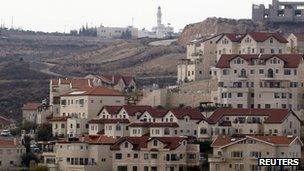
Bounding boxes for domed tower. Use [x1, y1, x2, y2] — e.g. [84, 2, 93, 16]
[157, 6, 162, 27]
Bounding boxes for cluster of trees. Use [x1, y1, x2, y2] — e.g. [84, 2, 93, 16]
[75, 24, 97, 37]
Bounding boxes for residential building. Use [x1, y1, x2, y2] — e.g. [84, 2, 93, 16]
[209, 135, 303, 171]
[50, 78, 94, 115]
[216, 33, 243, 60]
[22, 102, 41, 123]
[213, 54, 304, 115]
[86, 74, 137, 92]
[177, 34, 222, 83]
[252, 0, 304, 23]
[287, 33, 304, 53]
[0, 138, 26, 170]
[197, 108, 301, 140]
[50, 87, 125, 137]
[129, 122, 179, 137]
[41, 135, 116, 171]
[110, 136, 200, 171]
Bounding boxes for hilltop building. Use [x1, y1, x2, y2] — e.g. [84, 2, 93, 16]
[252, 0, 304, 23]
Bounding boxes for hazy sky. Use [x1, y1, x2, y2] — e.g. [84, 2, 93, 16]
[0, 0, 297, 32]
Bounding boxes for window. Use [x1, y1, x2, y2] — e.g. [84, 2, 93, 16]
[124, 142, 129, 148]
[10, 161, 14, 165]
[144, 153, 149, 159]
[237, 104, 243, 108]
[270, 38, 273, 43]
[250, 70, 255, 74]
[115, 153, 122, 159]
[260, 48, 265, 53]
[223, 69, 229, 75]
[250, 151, 262, 158]
[153, 140, 158, 146]
[259, 69, 264, 74]
[284, 69, 291, 75]
[265, 104, 271, 109]
[271, 49, 275, 54]
[134, 153, 138, 158]
[231, 151, 243, 158]
[133, 166, 138, 171]
[237, 93, 243, 97]
[151, 154, 158, 159]
[116, 125, 121, 131]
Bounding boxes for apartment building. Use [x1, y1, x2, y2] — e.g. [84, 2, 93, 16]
[177, 34, 222, 83]
[48, 86, 125, 137]
[88, 105, 152, 137]
[197, 108, 301, 140]
[49, 116, 70, 137]
[213, 54, 304, 114]
[287, 33, 304, 54]
[0, 138, 26, 170]
[110, 136, 200, 171]
[129, 122, 179, 137]
[41, 135, 116, 171]
[209, 135, 303, 171]
[216, 33, 243, 60]
[50, 78, 94, 115]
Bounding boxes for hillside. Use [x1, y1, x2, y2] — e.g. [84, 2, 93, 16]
[178, 17, 304, 45]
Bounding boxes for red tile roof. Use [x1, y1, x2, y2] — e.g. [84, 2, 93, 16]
[216, 54, 303, 68]
[101, 75, 135, 86]
[169, 107, 205, 120]
[51, 78, 93, 90]
[101, 106, 123, 115]
[211, 135, 301, 147]
[208, 108, 299, 124]
[244, 32, 288, 43]
[22, 102, 41, 110]
[128, 122, 179, 128]
[48, 116, 70, 122]
[144, 108, 169, 118]
[88, 119, 130, 124]
[111, 136, 186, 151]
[63, 87, 124, 97]
[216, 33, 244, 43]
[122, 105, 152, 116]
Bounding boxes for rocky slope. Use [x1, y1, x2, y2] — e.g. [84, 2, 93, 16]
[178, 17, 304, 45]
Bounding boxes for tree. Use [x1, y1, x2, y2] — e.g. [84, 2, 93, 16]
[22, 135, 39, 167]
[36, 124, 53, 141]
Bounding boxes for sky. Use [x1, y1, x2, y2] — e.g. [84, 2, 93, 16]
[0, 0, 298, 33]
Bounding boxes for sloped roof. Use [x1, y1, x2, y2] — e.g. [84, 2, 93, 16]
[244, 32, 288, 43]
[88, 119, 130, 124]
[102, 106, 123, 115]
[101, 74, 135, 87]
[207, 108, 300, 124]
[97, 105, 152, 117]
[144, 108, 169, 118]
[216, 54, 303, 68]
[22, 102, 41, 110]
[211, 135, 301, 148]
[128, 122, 179, 128]
[51, 78, 93, 90]
[216, 33, 244, 43]
[169, 107, 205, 120]
[110, 136, 186, 151]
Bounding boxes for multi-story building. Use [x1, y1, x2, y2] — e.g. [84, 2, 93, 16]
[110, 136, 200, 171]
[177, 34, 222, 83]
[178, 32, 287, 84]
[50, 78, 94, 115]
[0, 138, 26, 170]
[49, 86, 126, 137]
[209, 135, 303, 171]
[213, 54, 304, 114]
[41, 135, 116, 171]
[252, 0, 304, 23]
[197, 108, 301, 140]
[287, 33, 304, 54]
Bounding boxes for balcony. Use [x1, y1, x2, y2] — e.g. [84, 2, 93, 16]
[208, 156, 226, 163]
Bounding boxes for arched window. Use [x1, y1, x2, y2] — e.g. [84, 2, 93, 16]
[237, 58, 241, 64]
[153, 140, 158, 146]
[240, 69, 246, 77]
[270, 38, 273, 43]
